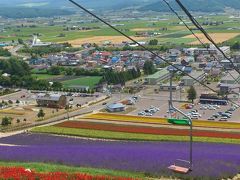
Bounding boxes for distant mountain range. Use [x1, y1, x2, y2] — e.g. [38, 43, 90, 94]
[0, 0, 240, 18]
[0, 0, 156, 10]
[140, 0, 240, 12]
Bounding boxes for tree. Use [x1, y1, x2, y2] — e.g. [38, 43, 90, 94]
[148, 39, 158, 46]
[37, 109, 45, 120]
[1, 117, 12, 126]
[48, 66, 62, 75]
[18, 38, 24, 44]
[52, 82, 63, 90]
[187, 86, 197, 103]
[143, 60, 156, 75]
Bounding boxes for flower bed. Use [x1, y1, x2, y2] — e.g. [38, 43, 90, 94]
[0, 133, 240, 179]
[0, 166, 136, 180]
[55, 121, 240, 139]
[85, 113, 240, 129]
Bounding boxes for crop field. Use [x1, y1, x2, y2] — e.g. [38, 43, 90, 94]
[62, 76, 102, 88]
[183, 33, 240, 44]
[65, 36, 146, 46]
[0, 133, 239, 179]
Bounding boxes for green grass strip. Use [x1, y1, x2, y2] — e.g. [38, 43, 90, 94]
[31, 126, 240, 144]
[0, 161, 144, 178]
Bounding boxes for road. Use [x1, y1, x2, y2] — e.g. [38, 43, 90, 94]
[0, 93, 127, 137]
[8, 45, 30, 59]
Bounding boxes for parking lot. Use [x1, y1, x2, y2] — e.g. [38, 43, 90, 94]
[127, 94, 240, 123]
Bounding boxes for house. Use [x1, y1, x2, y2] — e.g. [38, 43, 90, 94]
[106, 103, 126, 112]
[219, 84, 240, 94]
[220, 71, 240, 84]
[36, 93, 67, 108]
[181, 71, 206, 86]
[145, 67, 170, 85]
[220, 60, 233, 70]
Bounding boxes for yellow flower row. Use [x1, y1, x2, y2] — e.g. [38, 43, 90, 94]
[84, 113, 240, 129]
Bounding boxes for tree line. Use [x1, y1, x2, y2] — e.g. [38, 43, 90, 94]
[102, 68, 141, 85]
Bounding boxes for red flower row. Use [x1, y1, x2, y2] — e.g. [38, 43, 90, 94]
[0, 167, 138, 180]
[56, 121, 240, 139]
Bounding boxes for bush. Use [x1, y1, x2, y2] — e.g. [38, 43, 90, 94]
[1, 117, 12, 126]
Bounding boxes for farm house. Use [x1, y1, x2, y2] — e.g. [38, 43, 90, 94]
[36, 93, 67, 108]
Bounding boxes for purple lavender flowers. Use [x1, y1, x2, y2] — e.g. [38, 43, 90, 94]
[0, 133, 239, 179]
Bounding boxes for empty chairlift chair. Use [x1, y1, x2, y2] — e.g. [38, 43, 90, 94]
[168, 159, 191, 174]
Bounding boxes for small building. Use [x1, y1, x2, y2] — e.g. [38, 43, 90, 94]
[181, 71, 206, 86]
[106, 103, 126, 112]
[145, 67, 170, 85]
[221, 71, 240, 85]
[219, 84, 240, 94]
[36, 93, 67, 108]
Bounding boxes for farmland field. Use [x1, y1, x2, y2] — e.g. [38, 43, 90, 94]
[62, 76, 102, 88]
[183, 33, 240, 44]
[65, 36, 146, 46]
[0, 133, 239, 179]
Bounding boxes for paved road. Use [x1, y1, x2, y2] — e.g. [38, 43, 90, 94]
[0, 93, 127, 137]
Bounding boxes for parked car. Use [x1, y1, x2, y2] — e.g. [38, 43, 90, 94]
[138, 111, 145, 116]
[145, 113, 153, 116]
[221, 113, 231, 118]
[207, 117, 215, 121]
[208, 106, 216, 110]
[200, 106, 207, 110]
[212, 113, 219, 118]
[219, 117, 228, 121]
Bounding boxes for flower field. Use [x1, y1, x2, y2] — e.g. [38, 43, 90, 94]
[85, 113, 240, 129]
[55, 121, 240, 139]
[0, 166, 136, 180]
[0, 133, 240, 179]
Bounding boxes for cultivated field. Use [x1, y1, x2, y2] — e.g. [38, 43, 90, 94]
[131, 28, 159, 32]
[62, 76, 102, 88]
[64, 36, 146, 46]
[183, 33, 240, 44]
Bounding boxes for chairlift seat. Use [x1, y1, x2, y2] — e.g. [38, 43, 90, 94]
[168, 159, 191, 174]
[168, 165, 190, 174]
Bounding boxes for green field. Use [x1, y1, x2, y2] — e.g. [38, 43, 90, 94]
[0, 161, 143, 178]
[31, 74, 63, 80]
[62, 76, 102, 88]
[31, 126, 240, 144]
[0, 14, 239, 45]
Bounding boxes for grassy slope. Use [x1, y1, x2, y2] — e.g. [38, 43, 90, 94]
[62, 76, 102, 88]
[31, 126, 240, 144]
[0, 161, 144, 178]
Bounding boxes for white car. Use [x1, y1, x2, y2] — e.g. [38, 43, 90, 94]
[138, 111, 145, 116]
[208, 106, 216, 110]
[200, 106, 207, 110]
[145, 113, 153, 116]
[219, 117, 228, 121]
